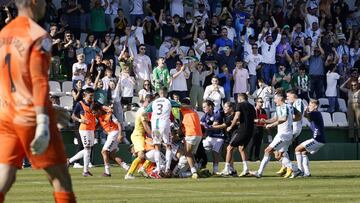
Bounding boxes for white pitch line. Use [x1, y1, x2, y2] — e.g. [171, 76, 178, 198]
[98, 185, 259, 196]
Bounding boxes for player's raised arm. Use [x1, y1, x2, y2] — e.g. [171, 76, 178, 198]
[29, 37, 52, 155]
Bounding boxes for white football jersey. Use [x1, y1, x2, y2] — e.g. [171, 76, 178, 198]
[276, 103, 293, 138]
[150, 97, 172, 121]
[293, 99, 304, 115]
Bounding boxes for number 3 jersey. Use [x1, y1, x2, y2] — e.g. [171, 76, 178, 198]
[147, 97, 180, 123]
[0, 16, 52, 125]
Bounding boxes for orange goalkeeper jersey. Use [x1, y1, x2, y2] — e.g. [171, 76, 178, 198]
[0, 16, 52, 125]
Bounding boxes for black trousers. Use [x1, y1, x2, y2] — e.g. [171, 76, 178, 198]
[248, 127, 264, 161]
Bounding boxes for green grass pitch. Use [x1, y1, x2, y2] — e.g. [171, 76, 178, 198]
[6, 161, 360, 203]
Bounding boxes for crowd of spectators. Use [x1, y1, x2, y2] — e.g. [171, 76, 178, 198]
[1, 0, 360, 133]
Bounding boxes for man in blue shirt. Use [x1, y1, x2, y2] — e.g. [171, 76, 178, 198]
[295, 99, 325, 177]
[214, 28, 234, 53]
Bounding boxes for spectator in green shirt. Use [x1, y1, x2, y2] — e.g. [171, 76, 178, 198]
[153, 57, 170, 92]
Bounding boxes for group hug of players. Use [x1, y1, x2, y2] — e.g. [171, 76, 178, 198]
[67, 86, 325, 179]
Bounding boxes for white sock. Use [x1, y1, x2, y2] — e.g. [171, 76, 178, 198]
[104, 164, 110, 174]
[121, 162, 129, 171]
[69, 150, 84, 163]
[213, 163, 218, 173]
[165, 149, 172, 171]
[258, 155, 270, 175]
[190, 167, 197, 174]
[224, 162, 230, 170]
[243, 161, 249, 172]
[281, 153, 293, 170]
[296, 152, 303, 172]
[154, 150, 161, 172]
[83, 148, 91, 173]
[302, 154, 310, 175]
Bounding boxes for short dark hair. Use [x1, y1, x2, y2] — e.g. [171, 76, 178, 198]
[237, 93, 248, 101]
[286, 89, 297, 95]
[90, 102, 102, 111]
[181, 98, 191, 105]
[203, 100, 215, 108]
[84, 88, 95, 94]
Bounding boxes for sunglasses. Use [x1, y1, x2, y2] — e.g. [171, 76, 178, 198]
[252, 47, 258, 49]
[351, 84, 358, 86]
[140, 48, 146, 50]
[258, 101, 264, 103]
[144, 83, 150, 86]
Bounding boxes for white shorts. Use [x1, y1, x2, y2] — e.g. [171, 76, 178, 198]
[269, 135, 292, 153]
[293, 122, 302, 138]
[145, 150, 166, 166]
[301, 139, 325, 154]
[79, 130, 95, 147]
[151, 120, 171, 145]
[185, 136, 202, 154]
[202, 137, 224, 153]
[102, 131, 119, 152]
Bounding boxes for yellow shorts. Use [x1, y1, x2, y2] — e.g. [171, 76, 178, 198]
[131, 134, 145, 153]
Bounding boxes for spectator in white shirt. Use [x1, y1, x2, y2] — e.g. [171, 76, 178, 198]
[72, 53, 87, 88]
[350, 39, 360, 66]
[325, 64, 340, 113]
[120, 65, 136, 109]
[203, 76, 225, 112]
[133, 44, 152, 92]
[129, 0, 145, 25]
[223, 17, 237, 42]
[170, 60, 190, 100]
[138, 80, 153, 103]
[101, 68, 115, 91]
[233, 60, 249, 101]
[305, 22, 321, 47]
[258, 28, 281, 85]
[245, 44, 263, 94]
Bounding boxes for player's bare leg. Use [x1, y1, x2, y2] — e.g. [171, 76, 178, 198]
[185, 142, 198, 178]
[109, 151, 129, 171]
[238, 145, 249, 176]
[101, 150, 111, 176]
[44, 165, 76, 202]
[0, 164, 17, 199]
[219, 145, 234, 176]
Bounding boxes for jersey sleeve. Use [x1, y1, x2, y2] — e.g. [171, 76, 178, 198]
[145, 102, 153, 113]
[29, 36, 52, 108]
[170, 100, 181, 107]
[72, 102, 82, 117]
